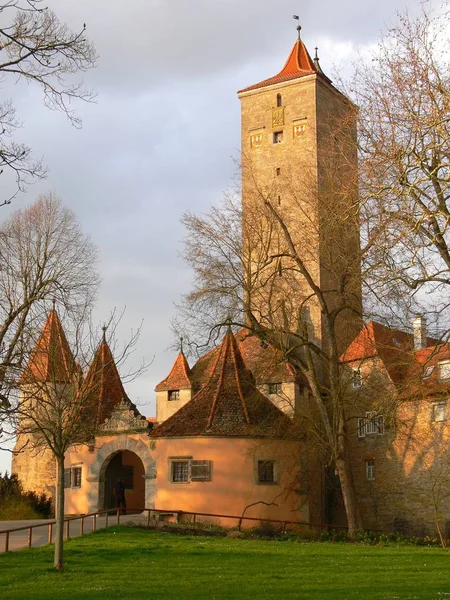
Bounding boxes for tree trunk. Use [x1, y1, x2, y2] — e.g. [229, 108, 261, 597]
[54, 455, 65, 570]
[335, 436, 363, 538]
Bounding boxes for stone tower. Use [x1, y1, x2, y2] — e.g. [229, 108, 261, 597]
[12, 309, 77, 498]
[237, 29, 362, 351]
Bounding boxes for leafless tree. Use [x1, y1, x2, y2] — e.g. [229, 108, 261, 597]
[352, 2, 450, 332]
[0, 0, 97, 204]
[0, 193, 99, 445]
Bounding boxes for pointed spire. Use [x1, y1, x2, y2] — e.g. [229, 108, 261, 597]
[155, 346, 191, 392]
[82, 333, 130, 425]
[238, 29, 331, 94]
[151, 328, 292, 438]
[20, 308, 77, 384]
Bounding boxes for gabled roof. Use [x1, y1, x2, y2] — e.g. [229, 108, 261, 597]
[238, 38, 327, 94]
[151, 329, 292, 438]
[341, 320, 441, 388]
[402, 343, 450, 399]
[81, 335, 131, 425]
[155, 351, 191, 392]
[20, 309, 77, 384]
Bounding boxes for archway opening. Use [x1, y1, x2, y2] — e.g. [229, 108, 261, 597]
[103, 450, 145, 512]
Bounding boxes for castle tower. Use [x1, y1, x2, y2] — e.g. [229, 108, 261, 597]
[12, 308, 77, 496]
[238, 28, 362, 351]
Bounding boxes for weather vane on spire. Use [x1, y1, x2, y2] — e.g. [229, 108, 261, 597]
[293, 15, 301, 40]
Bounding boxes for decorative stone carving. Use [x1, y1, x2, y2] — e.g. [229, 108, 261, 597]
[272, 107, 284, 127]
[98, 400, 148, 433]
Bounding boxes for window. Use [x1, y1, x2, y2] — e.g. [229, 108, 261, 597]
[72, 467, 82, 488]
[268, 382, 282, 395]
[257, 460, 277, 484]
[64, 466, 82, 488]
[276, 167, 281, 176]
[438, 361, 450, 381]
[170, 458, 212, 483]
[358, 412, 385, 438]
[273, 131, 283, 144]
[423, 365, 435, 379]
[277, 195, 281, 206]
[432, 400, 447, 422]
[366, 460, 375, 481]
[64, 468, 71, 489]
[168, 389, 180, 401]
[352, 369, 363, 389]
[276, 93, 282, 107]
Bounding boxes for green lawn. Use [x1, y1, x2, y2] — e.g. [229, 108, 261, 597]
[1, 527, 450, 599]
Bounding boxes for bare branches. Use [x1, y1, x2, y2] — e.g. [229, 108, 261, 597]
[0, 2, 97, 203]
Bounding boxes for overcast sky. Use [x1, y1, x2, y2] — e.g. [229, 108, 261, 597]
[0, 0, 435, 473]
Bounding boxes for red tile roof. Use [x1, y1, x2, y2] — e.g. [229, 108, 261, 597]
[20, 310, 78, 384]
[238, 39, 319, 94]
[81, 338, 131, 425]
[151, 329, 292, 438]
[189, 329, 295, 392]
[155, 352, 191, 391]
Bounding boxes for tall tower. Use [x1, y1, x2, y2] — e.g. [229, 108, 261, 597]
[238, 28, 362, 351]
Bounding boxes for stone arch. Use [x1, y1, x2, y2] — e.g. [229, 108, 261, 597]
[87, 435, 156, 512]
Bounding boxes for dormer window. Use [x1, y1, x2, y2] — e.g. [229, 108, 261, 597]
[352, 369, 363, 389]
[276, 93, 282, 107]
[438, 361, 450, 381]
[168, 389, 180, 401]
[422, 365, 435, 379]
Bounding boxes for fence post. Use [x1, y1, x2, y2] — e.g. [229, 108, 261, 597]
[48, 523, 53, 544]
[65, 520, 70, 540]
[93, 513, 97, 532]
[117, 508, 120, 525]
[81, 516, 84, 536]
[5, 531, 9, 552]
[147, 509, 151, 527]
[282, 522, 286, 534]
[28, 528, 32, 548]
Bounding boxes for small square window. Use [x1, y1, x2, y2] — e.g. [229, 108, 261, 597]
[257, 460, 277, 484]
[366, 460, 375, 481]
[268, 382, 282, 395]
[273, 131, 283, 144]
[432, 400, 447, 422]
[171, 460, 189, 483]
[168, 389, 180, 401]
[438, 361, 450, 381]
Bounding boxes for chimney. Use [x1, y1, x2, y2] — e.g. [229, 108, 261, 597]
[413, 315, 427, 350]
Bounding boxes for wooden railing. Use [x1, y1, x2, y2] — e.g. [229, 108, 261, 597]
[0, 507, 350, 552]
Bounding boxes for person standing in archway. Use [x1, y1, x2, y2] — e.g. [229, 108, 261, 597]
[114, 478, 126, 514]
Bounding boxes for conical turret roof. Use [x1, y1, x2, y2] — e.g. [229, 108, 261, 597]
[20, 309, 77, 384]
[155, 351, 191, 391]
[238, 37, 328, 94]
[151, 328, 292, 438]
[81, 333, 131, 425]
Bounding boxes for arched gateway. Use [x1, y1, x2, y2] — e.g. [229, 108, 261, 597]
[87, 433, 156, 512]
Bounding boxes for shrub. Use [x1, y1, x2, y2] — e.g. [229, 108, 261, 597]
[0, 472, 52, 519]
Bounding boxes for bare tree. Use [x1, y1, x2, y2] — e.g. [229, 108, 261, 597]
[13, 311, 141, 569]
[0, 0, 97, 204]
[352, 2, 450, 331]
[0, 193, 99, 446]
[180, 157, 369, 535]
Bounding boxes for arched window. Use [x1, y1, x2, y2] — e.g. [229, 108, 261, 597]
[276, 93, 282, 107]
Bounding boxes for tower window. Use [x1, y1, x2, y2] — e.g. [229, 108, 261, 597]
[278, 195, 281, 206]
[276, 93, 282, 107]
[168, 389, 180, 401]
[276, 167, 281, 176]
[273, 131, 283, 144]
[366, 460, 375, 481]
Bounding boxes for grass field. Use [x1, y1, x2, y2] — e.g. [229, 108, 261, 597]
[1, 527, 450, 599]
